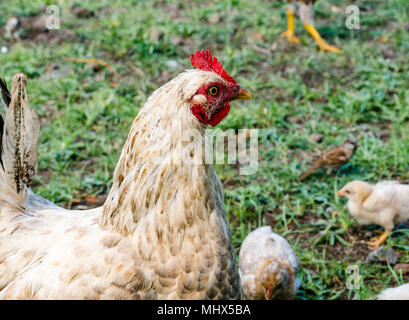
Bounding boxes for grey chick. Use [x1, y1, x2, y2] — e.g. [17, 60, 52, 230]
[239, 226, 300, 300]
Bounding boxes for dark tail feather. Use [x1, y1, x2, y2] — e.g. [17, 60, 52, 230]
[299, 169, 313, 181]
[2, 73, 40, 193]
[0, 77, 11, 107]
[299, 163, 321, 181]
[0, 115, 3, 168]
[0, 77, 11, 169]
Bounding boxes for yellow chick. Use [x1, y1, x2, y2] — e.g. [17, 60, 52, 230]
[337, 180, 409, 249]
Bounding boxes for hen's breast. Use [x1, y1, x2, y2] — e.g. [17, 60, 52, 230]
[133, 209, 241, 300]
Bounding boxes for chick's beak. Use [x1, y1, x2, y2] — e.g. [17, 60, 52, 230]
[230, 87, 251, 101]
[337, 190, 345, 197]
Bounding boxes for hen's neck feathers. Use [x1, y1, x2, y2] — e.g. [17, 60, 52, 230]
[101, 70, 226, 234]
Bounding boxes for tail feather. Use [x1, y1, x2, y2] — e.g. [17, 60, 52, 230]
[299, 168, 314, 181]
[0, 77, 11, 108]
[0, 168, 27, 211]
[0, 77, 11, 169]
[299, 162, 322, 181]
[1, 73, 39, 198]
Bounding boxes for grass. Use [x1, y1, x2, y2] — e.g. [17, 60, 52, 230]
[0, 0, 408, 300]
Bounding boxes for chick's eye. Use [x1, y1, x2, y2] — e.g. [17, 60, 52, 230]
[208, 86, 219, 96]
[346, 190, 350, 194]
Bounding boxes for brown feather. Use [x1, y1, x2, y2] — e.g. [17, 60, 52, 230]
[299, 162, 323, 181]
[321, 148, 350, 164]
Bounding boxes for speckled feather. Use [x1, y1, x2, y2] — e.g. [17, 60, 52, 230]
[1, 74, 39, 193]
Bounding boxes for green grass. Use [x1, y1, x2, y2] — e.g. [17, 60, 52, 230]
[1, 0, 408, 300]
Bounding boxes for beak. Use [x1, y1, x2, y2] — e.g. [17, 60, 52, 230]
[231, 87, 251, 101]
[337, 190, 345, 197]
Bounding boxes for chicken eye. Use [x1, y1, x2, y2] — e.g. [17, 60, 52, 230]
[208, 86, 219, 96]
[346, 190, 350, 194]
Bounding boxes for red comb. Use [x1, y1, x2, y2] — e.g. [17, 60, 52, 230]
[190, 49, 237, 86]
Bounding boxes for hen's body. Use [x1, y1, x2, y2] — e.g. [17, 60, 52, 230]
[0, 193, 237, 299]
[0, 66, 243, 299]
[286, 0, 316, 25]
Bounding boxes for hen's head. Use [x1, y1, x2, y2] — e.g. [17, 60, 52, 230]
[186, 49, 251, 126]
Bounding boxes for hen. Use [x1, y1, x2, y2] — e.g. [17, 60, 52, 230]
[239, 226, 300, 300]
[299, 138, 358, 181]
[0, 50, 251, 299]
[281, 0, 341, 53]
[337, 180, 409, 249]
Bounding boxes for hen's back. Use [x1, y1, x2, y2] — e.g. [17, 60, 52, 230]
[0, 198, 104, 296]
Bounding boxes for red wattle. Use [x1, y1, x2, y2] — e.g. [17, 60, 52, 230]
[208, 102, 230, 126]
[191, 102, 231, 126]
[191, 104, 207, 122]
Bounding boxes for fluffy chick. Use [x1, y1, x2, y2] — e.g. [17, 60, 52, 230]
[239, 226, 300, 300]
[299, 138, 358, 181]
[337, 180, 409, 249]
[377, 284, 409, 300]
